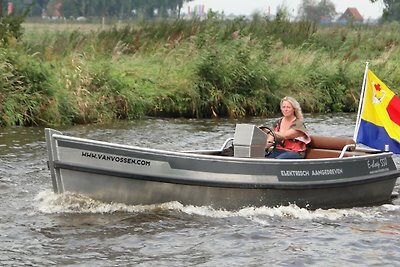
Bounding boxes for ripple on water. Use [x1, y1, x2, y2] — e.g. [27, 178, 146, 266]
[1, 116, 399, 266]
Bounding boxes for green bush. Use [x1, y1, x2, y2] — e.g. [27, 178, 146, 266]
[1, 16, 400, 127]
[0, 49, 55, 126]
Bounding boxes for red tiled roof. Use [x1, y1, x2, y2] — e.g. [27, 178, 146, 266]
[345, 7, 364, 21]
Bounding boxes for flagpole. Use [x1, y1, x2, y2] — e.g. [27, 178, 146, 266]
[353, 62, 369, 141]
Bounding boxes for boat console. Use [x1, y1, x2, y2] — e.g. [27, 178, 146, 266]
[233, 124, 266, 158]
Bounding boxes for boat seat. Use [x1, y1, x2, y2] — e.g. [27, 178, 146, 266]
[305, 148, 366, 159]
[305, 136, 357, 159]
[307, 135, 356, 150]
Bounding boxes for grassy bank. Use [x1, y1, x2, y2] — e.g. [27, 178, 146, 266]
[1, 16, 400, 127]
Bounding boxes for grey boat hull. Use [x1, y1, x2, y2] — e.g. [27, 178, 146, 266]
[45, 128, 399, 210]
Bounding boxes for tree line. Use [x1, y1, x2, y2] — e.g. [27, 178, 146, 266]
[298, 0, 400, 23]
[2, 0, 400, 22]
[0, 0, 195, 19]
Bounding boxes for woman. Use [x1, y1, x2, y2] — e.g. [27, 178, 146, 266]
[265, 96, 310, 159]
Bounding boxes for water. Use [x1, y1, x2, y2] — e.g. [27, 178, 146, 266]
[1, 114, 399, 266]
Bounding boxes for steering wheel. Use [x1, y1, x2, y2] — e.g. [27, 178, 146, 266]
[259, 126, 277, 156]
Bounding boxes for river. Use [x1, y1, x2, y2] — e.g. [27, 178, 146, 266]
[0, 114, 399, 266]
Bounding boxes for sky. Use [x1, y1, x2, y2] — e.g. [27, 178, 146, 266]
[183, 0, 385, 20]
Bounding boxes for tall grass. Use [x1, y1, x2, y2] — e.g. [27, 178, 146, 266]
[0, 48, 56, 126]
[1, 17, 400, 127]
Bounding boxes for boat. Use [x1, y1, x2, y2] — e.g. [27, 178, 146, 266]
[44, 123, 399, 210]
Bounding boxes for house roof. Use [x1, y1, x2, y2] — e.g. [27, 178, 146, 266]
[339, 7, 364, 22]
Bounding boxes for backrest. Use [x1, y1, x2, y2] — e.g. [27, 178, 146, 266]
[307, 135, 356, 151]
[305, 135, 357, 159]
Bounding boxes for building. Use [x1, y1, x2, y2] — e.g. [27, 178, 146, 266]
[337, 8, 364, 24]
[320, 16, 332, 25]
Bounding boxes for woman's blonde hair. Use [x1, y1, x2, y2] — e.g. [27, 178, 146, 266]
[280, 96, 304, 120]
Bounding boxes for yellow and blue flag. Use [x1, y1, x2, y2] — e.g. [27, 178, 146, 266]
[356, 70, 400, 153]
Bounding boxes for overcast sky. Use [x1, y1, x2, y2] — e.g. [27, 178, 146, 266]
[183, 0, 385, 20]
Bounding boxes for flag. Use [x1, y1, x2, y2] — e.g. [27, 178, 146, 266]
[356, 69, 400, 153]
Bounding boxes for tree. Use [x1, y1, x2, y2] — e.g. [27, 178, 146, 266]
[298, 0, 336, 23]
[371, 0, 400, 21]
[46, 0, 194, 19]
[275, 4, 291, 22]
[0, 2, 32, 44]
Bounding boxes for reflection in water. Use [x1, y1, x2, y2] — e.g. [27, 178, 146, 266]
[0, 113, 359, 155]
[0, 126, 44, 156]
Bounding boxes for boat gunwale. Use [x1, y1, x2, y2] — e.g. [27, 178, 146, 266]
[51, 133, 395, 164]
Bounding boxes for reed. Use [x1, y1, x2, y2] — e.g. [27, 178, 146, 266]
[1, 17, 400, 127]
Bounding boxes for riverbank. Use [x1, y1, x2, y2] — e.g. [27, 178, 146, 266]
[1, 16, 400, 127]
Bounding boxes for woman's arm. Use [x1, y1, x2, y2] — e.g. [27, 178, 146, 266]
[276, 120, 308, 140]
[275, 128, 303, 140]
